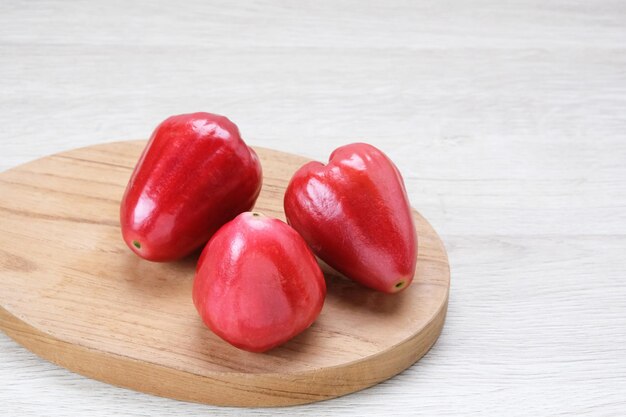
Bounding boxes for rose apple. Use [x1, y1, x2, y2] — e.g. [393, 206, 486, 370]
[120, 112, 262, 261]
[193, 212, 326, 352]
[284, 143, 417, 293]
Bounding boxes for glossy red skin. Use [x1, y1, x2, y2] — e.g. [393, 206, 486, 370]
[193, 212, 326, 353]
[284, 143, 417, 293]
[120, 113, 262, 261]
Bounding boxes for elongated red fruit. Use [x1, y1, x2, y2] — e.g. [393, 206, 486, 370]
[284, 143, 417, 293]
[193, 212, 326, 352]
[120, 112, 262, 261]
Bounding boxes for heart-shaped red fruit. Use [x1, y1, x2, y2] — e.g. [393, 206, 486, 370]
[284, 143, 417, 293]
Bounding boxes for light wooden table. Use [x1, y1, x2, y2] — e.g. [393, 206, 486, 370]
[1, 1, 625, 415]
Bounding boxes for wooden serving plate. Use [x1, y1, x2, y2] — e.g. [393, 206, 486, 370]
[0, 141, 450, 407]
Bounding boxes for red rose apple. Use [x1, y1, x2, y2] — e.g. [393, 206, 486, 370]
[284, 143, 417, 293]
[193, 212, 326, 352]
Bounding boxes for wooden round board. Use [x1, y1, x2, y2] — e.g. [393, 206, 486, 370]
[0, 141, 450, 407]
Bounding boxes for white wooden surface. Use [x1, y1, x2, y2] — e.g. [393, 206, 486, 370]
[1, 0, 625, 415]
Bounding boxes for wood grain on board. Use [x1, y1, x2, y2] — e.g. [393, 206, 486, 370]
[0, 141, 450, 406]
